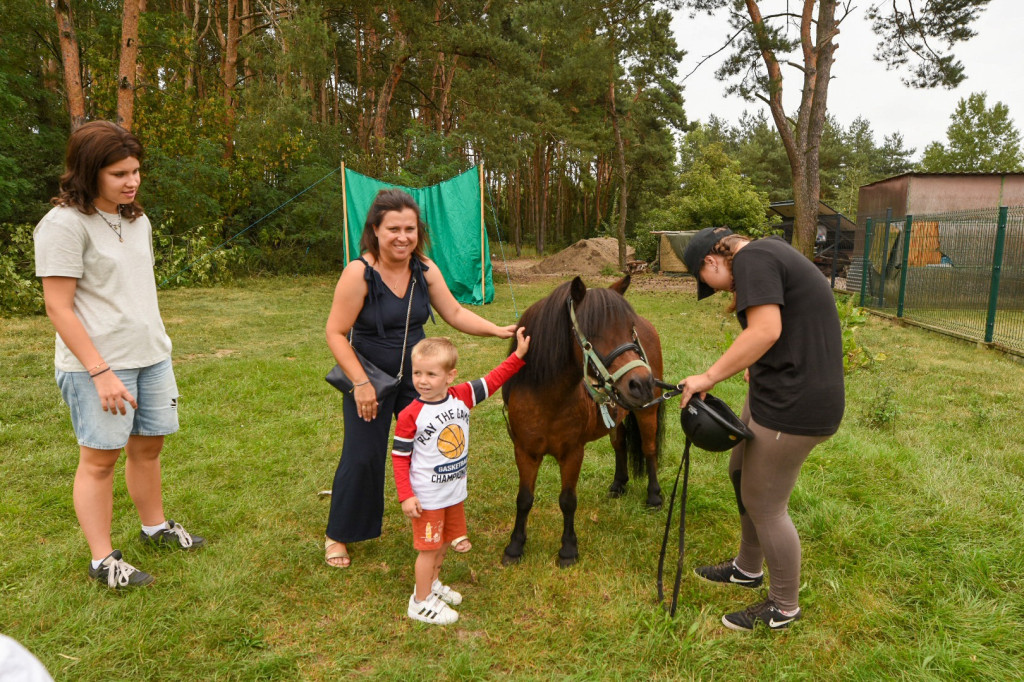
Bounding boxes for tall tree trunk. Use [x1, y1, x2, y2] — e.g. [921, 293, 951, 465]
[354, 16, 377, 152]
[42, 57, 60, 93]
[370, 33, 409, 148]
[333, 46, 341, 126]
[582, 182, 589, 239]
[746, 0, 837, 258]
[595, 154, 610, 234]
[116, 0, 141, 130]
[219, 0, 240, 157]
[240, 0, 254, 83]
[554, 165, 564, 245]
[609, 78, 628, 269]
[533, 141, 551, 255]
[510, 163, 522, 256]
[54, 0, 87, 129]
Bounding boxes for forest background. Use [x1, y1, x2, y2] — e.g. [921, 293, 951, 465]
[2, 0, 1024, 317]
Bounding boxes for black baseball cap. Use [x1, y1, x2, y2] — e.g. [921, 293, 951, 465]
[683, 226, 734, 300]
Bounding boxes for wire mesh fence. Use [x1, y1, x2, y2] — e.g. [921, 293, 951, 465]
[841, 205, 1024, 355]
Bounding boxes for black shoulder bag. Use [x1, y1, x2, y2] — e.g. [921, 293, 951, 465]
[325, 277, 415, 400]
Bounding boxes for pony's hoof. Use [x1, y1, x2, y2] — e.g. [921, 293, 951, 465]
[608, 483, 626, 498]
[557, 553, 578, 568]
[501, 552, 522, 566]
[646, 495, 663, 509]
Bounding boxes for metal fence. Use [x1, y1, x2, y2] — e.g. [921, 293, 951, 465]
[841, 205, 1024, 356]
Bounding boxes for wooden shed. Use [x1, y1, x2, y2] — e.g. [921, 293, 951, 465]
[652, 230, 699, 273]
[768, 200, 856, 284]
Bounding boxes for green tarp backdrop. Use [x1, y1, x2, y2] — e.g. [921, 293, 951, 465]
[342, 166, 494, 305]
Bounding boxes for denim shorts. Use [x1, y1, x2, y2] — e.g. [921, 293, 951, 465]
[56, 357, 179, 450]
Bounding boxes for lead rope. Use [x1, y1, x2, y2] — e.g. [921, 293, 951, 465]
[657, 437, 691, 617]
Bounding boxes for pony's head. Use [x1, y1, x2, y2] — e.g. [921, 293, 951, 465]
[506, 275, 655, 408]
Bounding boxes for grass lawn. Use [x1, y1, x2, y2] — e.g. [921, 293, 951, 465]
[1, 270, 1023, 680]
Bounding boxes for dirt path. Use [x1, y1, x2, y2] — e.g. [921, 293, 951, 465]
[494, 256, 696, 295]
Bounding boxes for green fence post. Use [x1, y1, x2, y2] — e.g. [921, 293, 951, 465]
[860, 217, 874, 307]
[879, 208, 892, 307]
[897, 215, 913, 318]
[829, 213, 841, 287]
[984, 206, 1009, 343]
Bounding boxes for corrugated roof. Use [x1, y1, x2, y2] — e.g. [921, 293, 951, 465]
[859, 171, 1024, 190]
[768, 200, 856, 229]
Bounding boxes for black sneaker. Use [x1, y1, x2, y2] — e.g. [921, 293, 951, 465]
[88, 550, 155, 589]
[722, 598, 801, 631]
[694, 558, 764, 588]
[139, 519, 205, 550]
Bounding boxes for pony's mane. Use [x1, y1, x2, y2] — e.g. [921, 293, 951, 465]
[508, 280, 639, 390]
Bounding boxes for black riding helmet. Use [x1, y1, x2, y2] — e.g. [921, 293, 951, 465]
[680, 393, 754, 451]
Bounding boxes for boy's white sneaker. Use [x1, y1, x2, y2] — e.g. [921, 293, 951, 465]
[408, 593, 459, 625]
[431, 579, 463, 606]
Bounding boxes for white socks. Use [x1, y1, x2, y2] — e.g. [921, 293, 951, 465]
[733, 560, 763, 578]
[141, 521, 169, 536]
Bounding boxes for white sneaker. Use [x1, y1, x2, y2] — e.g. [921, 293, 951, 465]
[408, 593, 459, 625]
[431, 579, 463, 606]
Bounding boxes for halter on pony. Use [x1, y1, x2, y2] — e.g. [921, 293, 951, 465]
[567, 296, 652, 428]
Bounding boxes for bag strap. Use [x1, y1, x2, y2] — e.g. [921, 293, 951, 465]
[348, 268, 417, 381]
[396, 277, 415, 381]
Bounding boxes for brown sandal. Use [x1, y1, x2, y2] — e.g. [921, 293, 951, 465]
[449, 536, 472, 553]
[325, 539, 350, 568]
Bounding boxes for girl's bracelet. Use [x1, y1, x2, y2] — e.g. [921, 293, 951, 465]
[90, 361, 107, 372]
[353, 380, 370, 388]
[90, 367, 112, 379]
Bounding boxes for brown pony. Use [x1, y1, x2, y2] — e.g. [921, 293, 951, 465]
[502, 276, 665, 567]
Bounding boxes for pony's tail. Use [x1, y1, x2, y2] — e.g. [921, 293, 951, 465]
[625, 402, 665, 477]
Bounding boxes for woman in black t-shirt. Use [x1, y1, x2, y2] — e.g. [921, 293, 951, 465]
[676, 226, 844, 632]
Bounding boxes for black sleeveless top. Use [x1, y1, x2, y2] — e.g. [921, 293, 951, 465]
[350, 256, 433, 377]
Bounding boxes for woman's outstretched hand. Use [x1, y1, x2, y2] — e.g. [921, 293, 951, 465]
[677, 372, 714, 408]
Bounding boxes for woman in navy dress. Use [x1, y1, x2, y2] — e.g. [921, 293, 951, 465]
[323, 189, 514, 567]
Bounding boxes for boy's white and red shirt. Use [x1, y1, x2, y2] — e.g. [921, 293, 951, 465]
[392, 353, 525, 510]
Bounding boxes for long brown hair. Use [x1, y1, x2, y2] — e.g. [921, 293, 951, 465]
[358, 189, 430, 261]
[51, 121, 145, 220]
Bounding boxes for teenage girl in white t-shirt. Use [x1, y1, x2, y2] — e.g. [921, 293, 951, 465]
[34, 121, 204, 589]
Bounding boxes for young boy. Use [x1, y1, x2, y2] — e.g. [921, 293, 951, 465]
[392, 328, 530, 625]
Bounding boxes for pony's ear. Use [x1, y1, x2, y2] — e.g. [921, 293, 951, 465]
[610, 274, 631, 295]
[570, 276, 587, 305]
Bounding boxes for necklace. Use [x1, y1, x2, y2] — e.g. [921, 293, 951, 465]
[95, 207, 123, 242]
[375, 265, 409, 293]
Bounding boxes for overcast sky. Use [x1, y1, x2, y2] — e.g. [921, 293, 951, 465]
[671, 0, 1024, 159]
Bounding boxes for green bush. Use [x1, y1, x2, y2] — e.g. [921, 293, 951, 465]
[865, 385, 901, 429]
[836, 293, 884, 372]
[154, 217, 247, 288]
[0, 223, 43, 316]
[629, 228, 659, 262]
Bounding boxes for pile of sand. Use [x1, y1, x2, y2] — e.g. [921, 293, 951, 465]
[531, 238, 636, 275]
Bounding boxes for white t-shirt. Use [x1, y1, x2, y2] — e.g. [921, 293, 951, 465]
[392, 354, 525, 510]
[0, 635, 53, 682]
[34, 205, 172, 371]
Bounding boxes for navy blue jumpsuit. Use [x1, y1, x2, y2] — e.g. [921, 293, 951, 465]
[326, 256, 432, 543]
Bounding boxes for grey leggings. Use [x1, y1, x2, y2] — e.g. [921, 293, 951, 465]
[730, 399, 830, 611]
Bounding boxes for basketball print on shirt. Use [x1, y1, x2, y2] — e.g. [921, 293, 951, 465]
[437, 424, 466, 459]
[391, 354, 527, 510]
